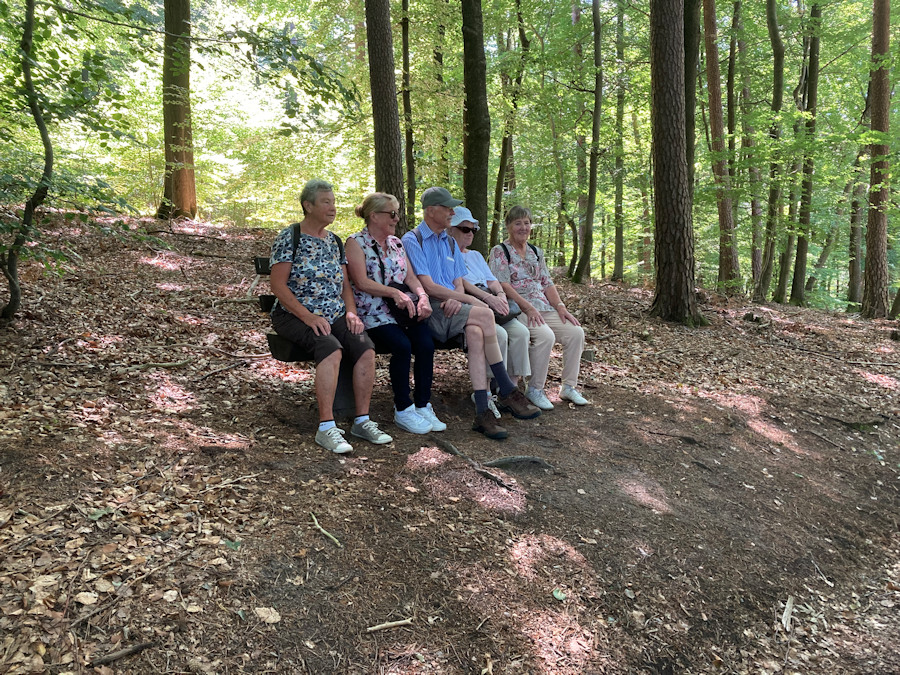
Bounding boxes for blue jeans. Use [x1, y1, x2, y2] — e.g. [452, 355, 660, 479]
[366, 321, 434, 410]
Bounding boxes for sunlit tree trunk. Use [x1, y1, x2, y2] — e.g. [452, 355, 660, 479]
[861, 0, 891, 319]
[157, 0, 196, 220]
[401, 0, 416, 229]
[649, 0, 702, 325]
[366, 0, 406, 229]
[574, 0, 602, 284]
[789, 3, 821, 307]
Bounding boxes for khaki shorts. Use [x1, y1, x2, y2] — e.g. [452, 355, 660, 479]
[426, 299, 472, 344]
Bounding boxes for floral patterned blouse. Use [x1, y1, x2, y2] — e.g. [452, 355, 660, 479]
[348, 228, 410, 329]
[270, 227, 346, 323]
[488, 242, 555, 313]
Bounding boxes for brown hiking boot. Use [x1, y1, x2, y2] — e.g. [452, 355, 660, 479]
[496, 388, 541, 420]
[473, 410, 508, 440]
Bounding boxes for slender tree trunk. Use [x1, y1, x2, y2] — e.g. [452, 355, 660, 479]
[461, 0, 491, 255]
[434, 13, 450, 184]
[684, 0, 701, 197]
[847, 166, 866, 307]
[612, 2, 625, 282]
[365, 0, 406, 228]
[574, 0, 602, 283]
[703, 0, 740, 289]
[2, 0, 53, 323]
[861, 0, 891, 318]
[157, 0, 197, 220]
[649, 0, 703, 325]
[632, 111, 654, 277]
[753, 0, 786, 302]
[773, 159, 801, 304]
[789, 3, 821, 307]
[401, 0, 416, 229]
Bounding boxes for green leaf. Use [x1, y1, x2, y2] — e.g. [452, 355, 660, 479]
[552, 588, 566, 601]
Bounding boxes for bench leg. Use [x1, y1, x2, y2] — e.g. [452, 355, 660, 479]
[333, 358, 357, 420]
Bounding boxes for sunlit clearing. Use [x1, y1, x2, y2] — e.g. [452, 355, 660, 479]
[157, 283, 187, 292]
[856, 370, 899, 390]
[148, 373, 196, 413]
[616, 477, 672, 514]
[407, 447, 526, 516]
[509, 534, 590, 580]
[521, 610, 598, 674]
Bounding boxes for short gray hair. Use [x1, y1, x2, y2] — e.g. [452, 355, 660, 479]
[505, 205, 532, 226]
[300, 179, 334, 214]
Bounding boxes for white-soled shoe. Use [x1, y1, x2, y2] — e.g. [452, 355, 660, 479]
[415, 403, 447, 432]
[559, 385, 589, 406]
[315, 427, 353, 454]
[526, 386, 555, 411]
[394, 405, 432, 434]
[470, 393, 501, 419]
[350, 419, 393, 444]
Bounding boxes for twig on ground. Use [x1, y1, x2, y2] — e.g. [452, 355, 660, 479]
[197, 473, 261, 495]
[310, 512, 342, 548]
[428, 437, 523, 492]
[123, 359, 193, 372]
[87, 641, 155, 667]
[46, 337, 77, 359]
[366, 618, 413, 632]
[195, 361, 245, 382]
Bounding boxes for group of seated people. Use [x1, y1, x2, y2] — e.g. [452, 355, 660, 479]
[269, 179, 589, 454]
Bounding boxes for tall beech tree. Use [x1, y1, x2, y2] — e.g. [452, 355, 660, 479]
[861, 0, 891, 318]
[461, 0, 491, 253]
[649, 0, 703, 325]
[156, 0, 196, 220]
[365, 0, 406, 228]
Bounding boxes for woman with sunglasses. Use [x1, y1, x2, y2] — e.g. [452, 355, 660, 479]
[345, 193, 446, 434]
[447, 207, 531, 418]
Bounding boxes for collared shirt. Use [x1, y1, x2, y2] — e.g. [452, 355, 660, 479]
[488, 241, 555, 313]
[401, 222, 467, 291]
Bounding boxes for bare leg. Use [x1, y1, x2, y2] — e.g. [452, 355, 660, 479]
[465, 324, 487, 390]
[352, 349, 376, 416]
[315, 350, 342, 421]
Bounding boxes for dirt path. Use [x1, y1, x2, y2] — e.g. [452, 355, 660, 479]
[1, 219, 898, 674]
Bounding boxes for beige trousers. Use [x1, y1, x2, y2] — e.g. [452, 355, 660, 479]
[527, 311, 585, 390]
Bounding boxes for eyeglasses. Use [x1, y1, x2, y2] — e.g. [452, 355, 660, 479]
[375, 210, 399, 219]
[455, 226, 477, 234]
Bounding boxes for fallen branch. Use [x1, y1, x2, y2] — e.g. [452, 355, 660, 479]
[197, 473, 261, 495]
[195, 361, 245, 382]
[366, 618, 413, 632]
[88, 641, 155, 667]
[428, 437, 522, 493]
[310, 512, 342, 548]
[482, 456, 554, 470]
[151, 343, 270, 360]
[123, 359, 193, 372]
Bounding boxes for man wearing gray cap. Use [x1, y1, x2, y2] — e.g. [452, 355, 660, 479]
[402, 187, 540, 440]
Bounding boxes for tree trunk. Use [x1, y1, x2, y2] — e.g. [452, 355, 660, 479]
[752, 0, 786, 302]
[847, 170, 866, 307]
[365, 0, 406, 229]
[401, 0, 416, 229]
[861, 0, 891, 319]
[684, 0, 701, 197]
[772, 159, 801, 304]
[789, 3, 821, 307]
[649, 0, 702, 325]
[157, 0, 197, 220]
[703, 0, 740, 289]
[612, 1, 625, 282]
[2, 0, 53, 323]
[632, 110, 654, 277]
[573, 0, 602, 284]
[461, 0, 491, 255]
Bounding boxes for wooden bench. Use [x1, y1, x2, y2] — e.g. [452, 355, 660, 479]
[252, 255, 465, 418]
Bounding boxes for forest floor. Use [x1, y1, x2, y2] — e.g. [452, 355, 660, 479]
[1, 217, 899, 675]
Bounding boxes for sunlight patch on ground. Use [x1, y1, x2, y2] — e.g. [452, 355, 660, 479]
[407, 448, 526, 516]
[157, 282, 187, 292]
[509, 535, 590, 580]
[744, 418, 816, 457]
[520, 610, 599, 674]
[616, 477, 672, 514]
[73, 334, 124, 350]
[175, 314, 209, 327]
[251, 360, 315, 384]
[698, 391, 764, 415]
[856, 370, 899, 390]
[147, 373, 196, 414]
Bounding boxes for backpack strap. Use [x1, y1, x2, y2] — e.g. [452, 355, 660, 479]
[501, 242, 539, 263]
[413, 227, 456, 254]
[289, 223, 344, 263]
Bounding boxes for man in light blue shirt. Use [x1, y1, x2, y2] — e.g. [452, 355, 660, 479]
[402, 187, 540, 440]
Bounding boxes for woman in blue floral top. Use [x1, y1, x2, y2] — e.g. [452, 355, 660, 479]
[345, 193, 445, 435]
[270, 179, 393, 454]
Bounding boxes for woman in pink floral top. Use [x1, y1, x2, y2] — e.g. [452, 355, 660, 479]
[488, 205, 589, 408]
[346, 193, 445, 434]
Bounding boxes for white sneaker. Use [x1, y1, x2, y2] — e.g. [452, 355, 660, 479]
[526, 386, 555, 411]
[559, 385, 588, 406]
[470, 393, 501, 419]
[350, 419, 393, 444]
[415, 403, 447, 432]
[394, 405, 432, 434]
[315, 427, 353, 454]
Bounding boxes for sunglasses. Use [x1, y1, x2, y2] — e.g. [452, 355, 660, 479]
[455, 226, 477, 234]
[375, 210, 399, 219]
